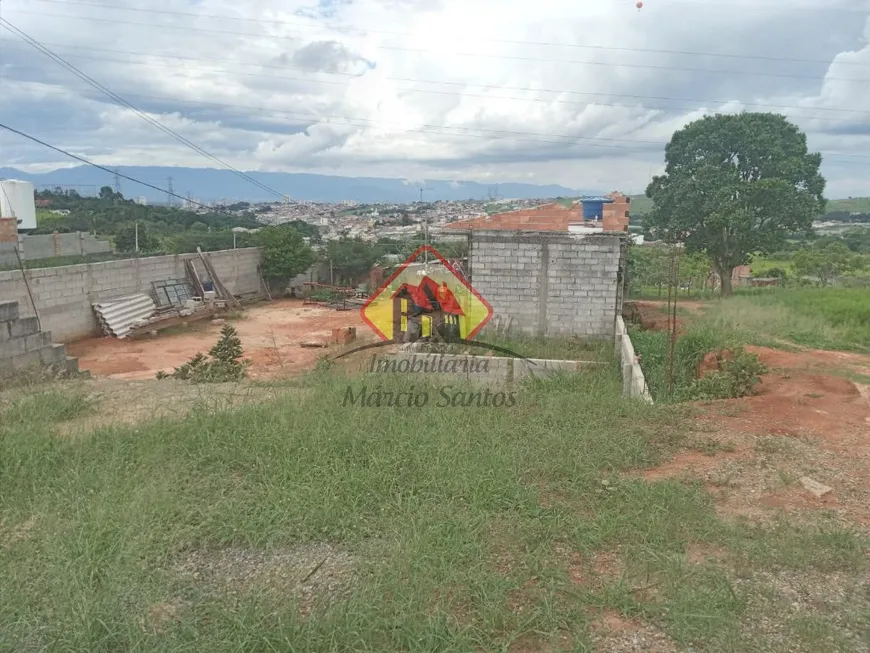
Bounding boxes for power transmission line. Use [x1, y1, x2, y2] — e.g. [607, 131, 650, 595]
[0, 121, 221, 211]
[3, 22, 869, 169]
[8, 49, 870, 164]
[8, 9, 870, 83]
[109, 92, 870, 144]
[13, 40, 870, 120]
[9, 44, 870, 137]
[0, 18, 287, 200]
[5, 79, 870, 166]
[22, 0, 870, 65]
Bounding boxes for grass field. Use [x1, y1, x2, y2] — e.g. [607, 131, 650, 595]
[695, 288, 870, 353]
[628, 195, 653, 214]
[824, 197, 870, 213]
[3, 361, 867, 651]
[627, 196, 870, 220]
[633, 287, 870, 353]
[435, 331, 612, 360]
[629, 286, 870, 401]
[748, 258, 795, 276]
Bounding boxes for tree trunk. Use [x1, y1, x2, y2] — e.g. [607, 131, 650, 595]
[719, 268, 734, 297]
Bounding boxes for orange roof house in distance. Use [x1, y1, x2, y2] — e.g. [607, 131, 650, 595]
[445, 192, 630, 234]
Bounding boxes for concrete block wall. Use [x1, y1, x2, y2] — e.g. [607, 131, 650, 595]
[0, 248, 263, 343]
[13, 232, 113, 263]
[469, 230, 625, 338]
[0, 219, 17, 269]
[0, 300, 79, 378]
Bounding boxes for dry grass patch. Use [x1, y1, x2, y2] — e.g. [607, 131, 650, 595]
[171, 543, 358, 616]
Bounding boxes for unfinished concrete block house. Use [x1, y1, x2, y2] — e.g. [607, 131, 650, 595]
[445, 192, 631, 339]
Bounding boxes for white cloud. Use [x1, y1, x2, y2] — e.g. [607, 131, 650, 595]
[1, 0, 870, 196]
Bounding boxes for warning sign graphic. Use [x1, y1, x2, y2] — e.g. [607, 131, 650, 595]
[361, 245, 493, 342]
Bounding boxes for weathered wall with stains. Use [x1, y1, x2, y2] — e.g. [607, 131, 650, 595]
[0, 248, 263, 342]
[469, 230, 626, 338]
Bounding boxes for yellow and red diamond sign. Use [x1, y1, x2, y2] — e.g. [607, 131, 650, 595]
[361, 245, 493, 341]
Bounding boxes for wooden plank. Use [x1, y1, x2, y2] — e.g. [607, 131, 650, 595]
[197, 247, 242, 310]
[186, 259, 205, 297]
[126, 307, 223, 339]
[258, 264, 273, 301]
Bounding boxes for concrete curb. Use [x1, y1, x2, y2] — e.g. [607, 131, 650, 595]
[615, 316, 653, 403]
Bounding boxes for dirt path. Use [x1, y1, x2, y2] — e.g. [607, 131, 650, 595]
[67, 300, 370, 381]
[627, 300, 708, 331]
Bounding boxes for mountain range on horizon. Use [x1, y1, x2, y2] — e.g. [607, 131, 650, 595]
[0, 166, 598, 204]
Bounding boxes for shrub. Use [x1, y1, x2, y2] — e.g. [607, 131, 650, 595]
[158, 326, 249, 383]
[764, 267, 788, 279]
[683, 347, 767, 400]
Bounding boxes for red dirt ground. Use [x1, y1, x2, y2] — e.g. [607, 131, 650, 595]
[704, 347, 870, 450]
[66, 300, 370, 380]
[626, 304, 870, 529]
[628, 300, 708, 331]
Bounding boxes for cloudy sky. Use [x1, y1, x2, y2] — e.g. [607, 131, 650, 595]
[2, 0, 870, 197]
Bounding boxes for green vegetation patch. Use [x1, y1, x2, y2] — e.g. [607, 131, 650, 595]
[1, 363, 867, 651]
[703, 289, 870, 353]
[434, 331, 612, 361]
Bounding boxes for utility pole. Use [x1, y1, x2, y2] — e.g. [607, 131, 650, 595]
[135, 221, 139, 253]
[419, 185, 431, 265]
[424, 216, 430, 265]
[166, 176, 174, 207]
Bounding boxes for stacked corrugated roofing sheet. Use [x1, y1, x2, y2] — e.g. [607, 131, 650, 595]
[92, 293, 156, 339]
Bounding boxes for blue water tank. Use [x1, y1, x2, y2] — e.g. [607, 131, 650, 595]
[581, 196, 614, 221]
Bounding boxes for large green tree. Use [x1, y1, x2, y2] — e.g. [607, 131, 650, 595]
[325, 237, 384, 286]
[645, 113, 826, 296]
[255, 225, 315, 282]
[114, 222, 160, 253]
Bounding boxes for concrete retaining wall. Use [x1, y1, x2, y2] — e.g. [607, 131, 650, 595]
[372, 352, 603, 386]
[469, 230, 625, 338]
[615, 316, 653, 403]
[0, 248, 263, 342]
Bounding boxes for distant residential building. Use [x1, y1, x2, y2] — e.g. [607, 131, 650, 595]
[443, 192, 631, 233]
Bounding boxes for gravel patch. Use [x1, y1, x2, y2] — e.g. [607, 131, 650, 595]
[171, 543, 358, 616]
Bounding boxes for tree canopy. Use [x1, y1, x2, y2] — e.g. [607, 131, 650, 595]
[255, 225, 316, 281]
[793, 242, 865, 286]
[645, 112, 826, 295]
[32, 189, 324, 256]
[325, 237, 385, 286]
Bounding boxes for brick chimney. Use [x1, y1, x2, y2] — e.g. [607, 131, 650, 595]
[602, 192, 629, 232]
